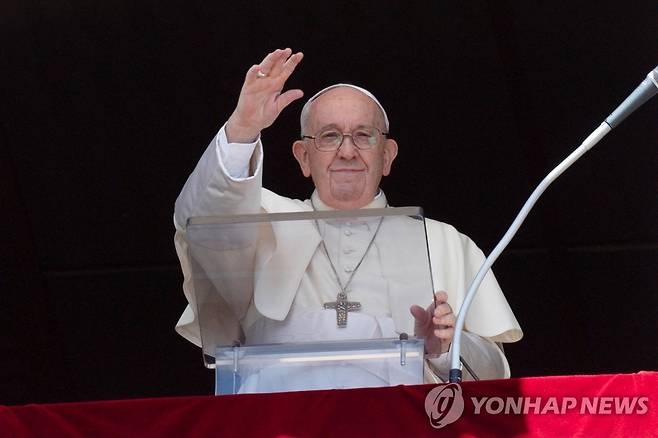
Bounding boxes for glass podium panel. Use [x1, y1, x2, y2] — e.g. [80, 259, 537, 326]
[185, 206, 434, 394]
[215, 337, 424, 394]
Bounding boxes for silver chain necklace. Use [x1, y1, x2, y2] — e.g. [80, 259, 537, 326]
[311, 199, 384, 327]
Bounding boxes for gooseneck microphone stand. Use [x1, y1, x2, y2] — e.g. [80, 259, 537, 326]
[449, 65, 658, 383]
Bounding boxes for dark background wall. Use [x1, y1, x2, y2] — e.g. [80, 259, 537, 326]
[1, 1, 656, 405]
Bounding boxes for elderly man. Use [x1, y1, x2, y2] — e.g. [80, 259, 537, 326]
[174, 48, 522, 383]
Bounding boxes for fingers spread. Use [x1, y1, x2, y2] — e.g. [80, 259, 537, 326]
[246, 50, 303, 93]
[267, 48, 293, 77]
[258, 48, 288, 76]
[279, 52, 304, 82]
[276, 89, 304, 113]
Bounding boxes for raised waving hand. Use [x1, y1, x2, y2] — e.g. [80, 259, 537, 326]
[226, 48, 304, 143]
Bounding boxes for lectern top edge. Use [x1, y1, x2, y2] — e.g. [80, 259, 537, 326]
[187, 206, 424, 227]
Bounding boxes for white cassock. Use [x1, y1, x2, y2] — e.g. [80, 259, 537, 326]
[173, 125, 523, 388]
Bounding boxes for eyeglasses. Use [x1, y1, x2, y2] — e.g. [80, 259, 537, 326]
[302, 126, 388, 151]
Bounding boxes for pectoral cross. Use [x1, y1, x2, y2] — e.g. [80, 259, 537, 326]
[324, 291, 361, 328]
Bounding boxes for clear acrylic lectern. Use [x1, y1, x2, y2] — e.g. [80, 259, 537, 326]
[185, 207, 434, 394]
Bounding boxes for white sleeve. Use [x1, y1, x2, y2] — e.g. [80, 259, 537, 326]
[172, 123, 264, 346]
[173, 123, 263, 231]
[426, 331, 510, 382]
[216, 124, 259, 179]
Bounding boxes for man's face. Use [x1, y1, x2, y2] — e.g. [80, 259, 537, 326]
[292, 87, 398, 209]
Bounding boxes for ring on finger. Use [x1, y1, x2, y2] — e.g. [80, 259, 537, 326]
[256, 70, 268, 78]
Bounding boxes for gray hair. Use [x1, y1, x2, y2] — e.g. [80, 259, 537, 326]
[299, 83, 390, 136]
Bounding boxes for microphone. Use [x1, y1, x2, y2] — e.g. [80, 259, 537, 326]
[606, 66, 658, 128]
[448, 64, 658, 383]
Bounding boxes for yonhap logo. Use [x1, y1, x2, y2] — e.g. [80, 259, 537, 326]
[423, 382, 649, 429]
[424, 383, 464, 429]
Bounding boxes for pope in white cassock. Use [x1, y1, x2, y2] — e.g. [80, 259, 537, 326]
[173, 48, 523, 387]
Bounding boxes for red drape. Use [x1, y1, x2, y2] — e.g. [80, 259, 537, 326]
[2, 372, 656, 437]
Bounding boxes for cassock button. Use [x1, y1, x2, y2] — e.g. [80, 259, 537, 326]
[344, 229, 353, 236]
[344, 266, 354, 273]
[343, 247, 354, 254]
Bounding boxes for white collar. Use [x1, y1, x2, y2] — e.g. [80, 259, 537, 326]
[310, 189, 387, 211]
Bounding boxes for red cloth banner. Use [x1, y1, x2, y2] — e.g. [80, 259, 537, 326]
[2, 372, 656, 437]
